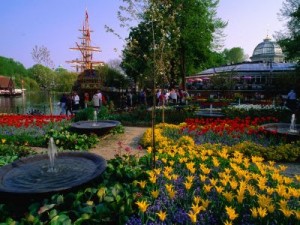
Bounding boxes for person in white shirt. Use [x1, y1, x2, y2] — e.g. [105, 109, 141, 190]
[73, 92, 80, 110]
[92, 93, 100, 112]
[96, 90, 102, 108]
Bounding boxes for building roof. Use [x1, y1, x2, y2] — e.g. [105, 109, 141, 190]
[196, 62, 296, 76]
[0, 76, 12, 89]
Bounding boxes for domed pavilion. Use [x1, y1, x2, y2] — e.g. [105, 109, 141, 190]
[186, 36, 297, 98]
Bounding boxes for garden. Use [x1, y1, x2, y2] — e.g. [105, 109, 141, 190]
[0, 103, 299, 225]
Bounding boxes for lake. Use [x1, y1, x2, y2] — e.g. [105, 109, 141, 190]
[0, 92, 62, 115]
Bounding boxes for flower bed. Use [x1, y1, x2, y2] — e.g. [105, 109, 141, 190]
[0, 114, 98, 150]
[0, 116, 299, 224]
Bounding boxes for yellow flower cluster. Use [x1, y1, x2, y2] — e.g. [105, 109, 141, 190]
[134, 123, 300, 224]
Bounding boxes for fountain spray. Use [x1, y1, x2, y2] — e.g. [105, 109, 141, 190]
[47, 137, 58, 172]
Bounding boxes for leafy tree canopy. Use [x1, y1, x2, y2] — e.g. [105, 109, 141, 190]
[0, 56, 28, 76]
[276, 0, 300, 64]
[120, 0, 226, 89]
[223, 47, 246, 64]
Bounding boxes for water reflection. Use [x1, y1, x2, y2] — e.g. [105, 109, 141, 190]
[0, 92, 61, 115]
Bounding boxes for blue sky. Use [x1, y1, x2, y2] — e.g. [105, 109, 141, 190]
[0, 0, 286, 71]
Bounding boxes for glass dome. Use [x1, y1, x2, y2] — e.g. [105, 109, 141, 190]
[250, 36, 284, 63]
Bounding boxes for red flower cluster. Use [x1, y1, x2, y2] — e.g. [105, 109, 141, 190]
[0, 114, 70, 128]
[183, 116, 278, 136]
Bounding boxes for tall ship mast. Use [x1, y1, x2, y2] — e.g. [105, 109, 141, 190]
[67, 9, 104, 72]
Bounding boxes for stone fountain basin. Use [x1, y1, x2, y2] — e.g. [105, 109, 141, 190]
[262, 123, 300, 136]
[0, 152, 107, 197]
[70, 120, 121, 136]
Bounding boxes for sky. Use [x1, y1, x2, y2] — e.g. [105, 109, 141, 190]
[0, 0, 287, 71]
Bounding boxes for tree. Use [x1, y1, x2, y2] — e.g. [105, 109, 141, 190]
[120, 0, 226, 89]
[54, 68, 78, 92]
[27, 64, 56, 91]
[276, 0, 300, 63]
[223, 47, 246, 64]
[0, 56, 28, 76]
[31, 45, 54, 68]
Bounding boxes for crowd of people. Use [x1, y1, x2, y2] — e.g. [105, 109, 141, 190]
[155, 88, 190, 106]
[59, 90, 106, 116]
[59, 87, 190, 115]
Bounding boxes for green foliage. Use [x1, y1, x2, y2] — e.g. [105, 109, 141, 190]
[113, 105, 195, 126]
[0, 143, 35, 166]
[0, 56, 28, 76]
[222, 47, 246, 64]
[73, 106, 117, 122]
[54, 69, 78, 92]
[110, 124, 125, 135]
[277, 0, 300, 64]
[121, 0, 227, 88]
[45, 127, 99, 151]
[27, 64, 57, 90]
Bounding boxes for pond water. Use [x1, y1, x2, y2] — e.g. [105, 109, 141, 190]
[0, 92, 62, 115]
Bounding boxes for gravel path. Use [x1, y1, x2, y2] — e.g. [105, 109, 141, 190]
[89, 126, 148, 160]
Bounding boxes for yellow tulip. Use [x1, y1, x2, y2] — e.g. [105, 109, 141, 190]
[215, 185, 224, 194]
[184, 181, 193, 190]
[225, 206, 238, 221]
[167, 188, 176, 199]
[136, 200, 150, 213]
[223, 220, 233, 225]
[151, 190, 159, 198]
[280, 207, 293, 217]
[149, 174, 157, 184]
[222, 191, 234, 203]
[203, 184, 212, 193]
[191, 203, 203, 214]
[257, 207, 267, 218]
[97, 187, 107, 201]
[193, 196, 201, 205]
[187, 210, 198, 223]
[156, 210, 167, 221]
[138, 180, 147, 189]
[250, 207, 258, 218]
[201, 199, 210, 209]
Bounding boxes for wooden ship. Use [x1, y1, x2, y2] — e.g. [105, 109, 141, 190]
[67, 9, 104, 94]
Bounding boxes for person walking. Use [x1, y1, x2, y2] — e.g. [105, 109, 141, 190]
[92, 92, 100, 112]
[73, 92, 80, 111]
[286, 89, 297, 112]
[84, 92, 89, 109]
[66, 94, 73, 116]
[59, 93, 67, 115]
